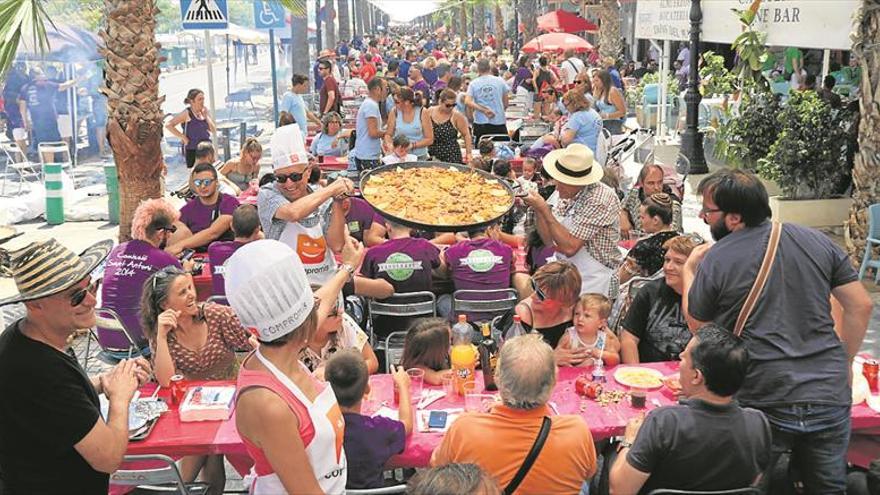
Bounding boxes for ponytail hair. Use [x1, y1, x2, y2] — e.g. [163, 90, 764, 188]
[184, 88, 204, 106]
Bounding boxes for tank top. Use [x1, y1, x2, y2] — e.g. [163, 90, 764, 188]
[595, 93, 623, 132]
[523, 319, 573, 348]
[237, 350, 347, 494]
[566, 327, 607, 366]
[395, 107, 427, 158]
[428, 115, 462, 164]
[184, 108, 211, 150]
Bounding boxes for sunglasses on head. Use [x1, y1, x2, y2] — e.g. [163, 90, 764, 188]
[530, 277, 547, 301]
[69, 279, 99, 307]
[160, 224, 178, 234]
[151, 266, 186, 290]
[192, 178, 214, 188]
[275, 171, 307, 183]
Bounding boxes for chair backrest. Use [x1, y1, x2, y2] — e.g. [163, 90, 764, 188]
[451, 289, 518, 321]
[206, 295, 229, 306]
[867, 203, 880, 240]
[607, 274, 662, 335]
[111, 454, 189, 493]
[369, 291, 436, 318]
[648, 488, 760, 495]
[384, 330, 409, 373]
[94, 307, 138, 349]
[1, 143, 25, 163]
[345, 485, 408, 494]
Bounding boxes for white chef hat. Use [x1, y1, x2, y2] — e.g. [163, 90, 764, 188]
[270, 123, 309, 171]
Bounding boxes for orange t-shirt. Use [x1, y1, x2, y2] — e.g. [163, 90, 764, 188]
[432, 404, 596, 494]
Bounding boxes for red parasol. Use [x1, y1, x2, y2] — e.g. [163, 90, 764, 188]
[521, 33, 594, 54]
[536, 9, 599, 33]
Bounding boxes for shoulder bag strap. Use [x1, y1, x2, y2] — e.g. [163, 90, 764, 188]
[504, 416, 552, 495]
[733, 222, 782, 337]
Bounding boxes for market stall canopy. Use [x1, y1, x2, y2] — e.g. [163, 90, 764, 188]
[217, 23, 270, 44]
[522, 33, 594, 54]
[537, 10, 598, 33]
[16, 23, 102, 62]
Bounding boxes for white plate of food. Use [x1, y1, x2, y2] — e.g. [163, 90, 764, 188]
[613, 366, 665, 390]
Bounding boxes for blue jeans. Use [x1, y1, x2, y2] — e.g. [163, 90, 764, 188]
[761, 403, 851, 495]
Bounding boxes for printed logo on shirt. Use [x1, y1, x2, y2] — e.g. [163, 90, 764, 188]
[296, 234, 327, 264]
[347, 221, 361, 234]
[213, 265, 225, 275]
[461, 249, 503, 273]
[378, 252, 422, 281]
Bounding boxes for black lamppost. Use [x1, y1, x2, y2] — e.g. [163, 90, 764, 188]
[679, 0, 708, 174]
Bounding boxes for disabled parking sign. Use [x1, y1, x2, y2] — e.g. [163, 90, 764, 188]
[180, 0, 228, 30]
[254, 0, 286, 30]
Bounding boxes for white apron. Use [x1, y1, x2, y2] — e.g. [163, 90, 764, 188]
[550, 194, 613, 295]
[247, 349, 347, 494]
[278, 218, 337, 285]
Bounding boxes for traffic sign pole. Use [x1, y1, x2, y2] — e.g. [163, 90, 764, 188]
[205, 30, 218, 148]
[270, 28, 279, 127]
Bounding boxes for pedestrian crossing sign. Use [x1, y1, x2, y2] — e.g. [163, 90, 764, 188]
[180, 0, 228, 30]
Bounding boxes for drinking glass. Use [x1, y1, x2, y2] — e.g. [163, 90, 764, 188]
[406, 368, 425, 404]
[441, 371, 456, 401]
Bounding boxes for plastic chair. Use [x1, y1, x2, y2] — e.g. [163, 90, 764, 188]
[608, 273, 663, 336]
[368, 291, 436, 347]
[38, 141, 75, 184]
[383, 330, 408, 373]
[225, 89, 258, 119]
[89, 307, 145, 367]
[1, 142, 40, 195]
[858, 203, 880, 284]
[648, 489, 760, 495]
[345, 485, 408, 494]
[111, 454, 209, 494]
[451, 288, 518, 326]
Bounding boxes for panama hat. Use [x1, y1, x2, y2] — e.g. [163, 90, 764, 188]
[0, 238, 113, 306]
[541, 143, 604, 187]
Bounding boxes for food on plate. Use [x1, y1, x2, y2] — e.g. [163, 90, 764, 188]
[663, 374, 682, 394]
[362, 166, 513, 226]
[613, 367, 664, 389]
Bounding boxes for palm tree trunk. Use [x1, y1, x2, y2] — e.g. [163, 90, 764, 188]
[845, 0, 880, 264]
[337, 0, 351, 42]
[476, 1, 486, 40]
[292, 11, 310, 75]
[324, 1, 336, 49]
[99, 0, 164, 242]
[358, 0, 368, 34]
[520, 0, 537, 45]
[494, 2, 504, 43]
[598, 0, 622, 60]
[460, 3, 468, 43]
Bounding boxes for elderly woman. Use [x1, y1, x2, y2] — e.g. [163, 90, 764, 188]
[385, 87, 434, 159]
[620, 235, 701, 364]
[591, 69, 627, 135]
[310, 112, 352, 157]
[219, 137, 262, 192]
[514, 261, 583, 362]
[559, 89, 603, 155]
[618, 193, 680, 285]
[620, 163, 683, 238]
[141, 266, 256, 495]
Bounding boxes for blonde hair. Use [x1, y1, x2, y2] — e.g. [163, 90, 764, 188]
[662, 235, 700, 258]
[577, 293, 611, 320]
[240, 137, 262, 155]
[562, 89, 591, 113]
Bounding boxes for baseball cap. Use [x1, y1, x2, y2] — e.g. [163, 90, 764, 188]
[270, 124, 308, 171]
[224, 240, 315, 342]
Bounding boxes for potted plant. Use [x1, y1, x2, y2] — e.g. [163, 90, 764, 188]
[700, 51, 736, 98]
[756, 91, 858, 227]
[711, 91, 781, 174]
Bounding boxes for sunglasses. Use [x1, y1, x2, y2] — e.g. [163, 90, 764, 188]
[192, 178, 214, 188]
[444, 103, 456, 108]
[275, 171, 307, 183]
[530, 278, 547, 302]
[160, 224, 177, 234]
[685, 232, 706, 245]
[151, 266, 186, 290]
[69, 279, 99, 307]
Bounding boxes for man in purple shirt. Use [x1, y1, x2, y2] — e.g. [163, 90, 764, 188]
[344, 197, 386, 246]
[361, 220, 444, 295]
[208, 204, 263, 297]
[99, 199, 186, 352]
[167, 162, 240, 255]
[408, 66, 432, 106]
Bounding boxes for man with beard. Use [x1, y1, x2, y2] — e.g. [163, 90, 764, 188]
[682, 168, 873, 494]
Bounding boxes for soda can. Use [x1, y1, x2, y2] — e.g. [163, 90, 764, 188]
[170, 375, 187, 405]
[863, 359, 879, 392]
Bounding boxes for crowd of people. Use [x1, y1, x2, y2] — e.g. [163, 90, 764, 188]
[0, 26, 875, 495]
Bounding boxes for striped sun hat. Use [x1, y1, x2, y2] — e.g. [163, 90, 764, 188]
[0, 238, 113, 306]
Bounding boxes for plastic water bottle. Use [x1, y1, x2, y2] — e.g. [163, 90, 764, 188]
[503, 314, 527, 346]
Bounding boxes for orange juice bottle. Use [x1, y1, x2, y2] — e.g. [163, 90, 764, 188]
[450, 315, 477, 395]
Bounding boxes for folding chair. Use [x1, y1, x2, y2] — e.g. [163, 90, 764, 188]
[368, 291, 436, 348]
[608, 273, 663, 336]
[206, 295, 229, 306]
[1, 142, 40, 195]
[88, 307, 145, 368]
[383, 330, 408, 373]
[111, 454, 209, 494]
[345, 485, 408, 494]
[38, 141, 75, 184]
[225, 89, 258, 120]
[451, 289, 518, 327]
[858, 203, 880, 284]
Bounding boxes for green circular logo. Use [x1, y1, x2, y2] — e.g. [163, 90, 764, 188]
[464, 249, 500, 273]
[382, 252, 418, 281]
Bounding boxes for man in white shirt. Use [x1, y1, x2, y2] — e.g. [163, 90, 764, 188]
[560, 49, 586, 88]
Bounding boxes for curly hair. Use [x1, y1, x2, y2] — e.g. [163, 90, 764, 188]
[130, 198, 180, 242]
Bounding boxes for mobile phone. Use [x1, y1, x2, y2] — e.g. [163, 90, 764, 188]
[428, 410, 448, 429]
[180, 249, 195, 261]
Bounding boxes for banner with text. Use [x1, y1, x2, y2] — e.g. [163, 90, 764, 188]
[635, 0, 859, 50]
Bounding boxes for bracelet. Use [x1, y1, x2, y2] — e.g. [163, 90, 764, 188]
[339, 263, 355, 281]
[617, 440, 633, 452]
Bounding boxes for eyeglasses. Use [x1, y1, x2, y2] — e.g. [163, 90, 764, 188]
[275, 171, 307, 183]
[69, 279, 99, 307]
[530, 278, 547, 302]
[192, 178, 214, 188]
[699, 206, 722, 216]
[160, 224, 178, 234]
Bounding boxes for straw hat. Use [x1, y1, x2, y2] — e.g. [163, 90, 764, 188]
[0, 238, 113, 306]
[541, 143, 604, 187]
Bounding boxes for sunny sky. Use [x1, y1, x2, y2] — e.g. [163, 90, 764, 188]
[372, 0, 441, 23]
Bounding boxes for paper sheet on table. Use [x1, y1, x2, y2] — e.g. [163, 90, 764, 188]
[373, 407, 399, 421]
[416, 409, 464, 433]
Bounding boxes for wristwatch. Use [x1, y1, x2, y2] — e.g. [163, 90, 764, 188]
[617, 440, 633, 452]
[339, 263, 355, 280]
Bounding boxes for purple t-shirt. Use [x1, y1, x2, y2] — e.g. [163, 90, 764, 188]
[207, 240, 243, 297]
[99, 240, 181, 348]
[342, 412, 406, 489]
[346, 197, 377, 244]
[362, 237, 440, 295]
[445, 238, 513, 292]
[179, 193, 239, 237]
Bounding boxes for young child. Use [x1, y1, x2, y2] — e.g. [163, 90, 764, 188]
[325, 350, 413, 490]
[382, 135, 418, 165]
[556, 293, 621, 367]
[401, 318, 452, 385]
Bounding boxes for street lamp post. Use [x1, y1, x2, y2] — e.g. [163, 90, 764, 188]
[679, 0, 708, 174]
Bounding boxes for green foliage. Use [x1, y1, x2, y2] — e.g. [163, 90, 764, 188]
[700, 50, 736, 96]
[633, 72, 679, 105]
[730, 3, 770, 92]
[756, 91, 856, 199]
[713, 92, 780, 169]
[0, 0, 52, 79]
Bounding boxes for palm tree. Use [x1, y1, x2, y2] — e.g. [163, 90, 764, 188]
[459, 1, 468, 42]
[324, 0, 336, 50]
[280, 0, 310, 75]
[597, 0, 622, 60]
[337, 0, 351, 43]
[845, 0, 880, 264]
[493, 1, 505, 46]
[520, 0, 537, 45]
